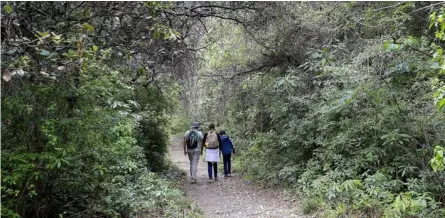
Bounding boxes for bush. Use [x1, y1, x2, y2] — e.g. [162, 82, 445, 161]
[0, 32, 200, 217]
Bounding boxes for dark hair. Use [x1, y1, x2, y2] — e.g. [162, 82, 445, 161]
[220, 130, 226, 135]
[209, 123, 215, 130]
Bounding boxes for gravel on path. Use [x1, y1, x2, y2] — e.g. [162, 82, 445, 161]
[169, 137, 307, 218]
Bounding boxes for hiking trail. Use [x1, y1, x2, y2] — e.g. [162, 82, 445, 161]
[169, 137, 307, 218]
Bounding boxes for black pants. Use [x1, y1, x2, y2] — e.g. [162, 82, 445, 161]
[223, 154, 232, 176]
[208, 162, 217, 179]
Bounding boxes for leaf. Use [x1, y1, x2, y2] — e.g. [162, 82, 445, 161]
[37, 31, 50, 39]
[82, 23, 95, 33]
[4, 5, 13, 14]
[399, 134, 411, 138]
[92, 45, 98, 52]
[40, 49, 51, 56]
[430, 146, 445, 172]
[437, 98, 445, 111]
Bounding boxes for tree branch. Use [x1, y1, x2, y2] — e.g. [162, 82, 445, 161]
[197, 17, 208, 33]
[371, 2, 407, 12]
[198, 64, 276, 81]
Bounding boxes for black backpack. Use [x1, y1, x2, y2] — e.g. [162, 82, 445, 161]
[187, 130, 199, 149]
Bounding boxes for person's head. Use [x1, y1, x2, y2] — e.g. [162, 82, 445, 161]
[191, 122, 200, 129]
[220, 130, 226, 135]
[208, 123, 215, 130]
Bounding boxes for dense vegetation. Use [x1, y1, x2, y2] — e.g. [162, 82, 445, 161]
[1, 2, 200, 217]
[185, 2, 445, 218]
[2, 2, 445, 218]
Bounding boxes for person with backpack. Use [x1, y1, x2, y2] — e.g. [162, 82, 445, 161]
[202, 123, 222, 183]
[219, 130, 235, 178]
[183, 122, 203, 183]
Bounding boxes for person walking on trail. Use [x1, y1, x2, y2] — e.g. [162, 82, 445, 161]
[202, 123, 222, 183]
[220, 130, 235, 178]
[184, 122, 203, 184]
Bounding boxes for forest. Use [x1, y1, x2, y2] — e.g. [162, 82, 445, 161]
[1, 1, 445, 218]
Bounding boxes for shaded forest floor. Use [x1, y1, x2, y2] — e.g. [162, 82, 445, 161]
[169, 137, 307, 218]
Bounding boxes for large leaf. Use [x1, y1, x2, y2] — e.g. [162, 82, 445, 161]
[437, 98, 445, 111]
[4, 5, 13, 14]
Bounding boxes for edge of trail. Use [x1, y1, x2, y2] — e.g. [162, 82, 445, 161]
[169, 136, 309, 218]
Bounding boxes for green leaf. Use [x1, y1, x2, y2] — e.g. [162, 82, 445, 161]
[437, 98, 445, 111]
[4, 4, 13, 14]
[82, 23, 95, 34]
[399, 134, 411, 138]
[430, 146, 445, 172]
[37, 31, 50, 39]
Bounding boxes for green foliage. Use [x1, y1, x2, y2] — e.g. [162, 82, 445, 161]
[383, 191, 438, 218]
[3, 4, 12, 14]
[151, 24, 181, 41]
[1, 2, 200, 216]
[5, 1, 445, 217]
[170, 115, 192, 135]
[192, 2, 445, 217]
[430, 146, 445, 172]
[428, 7, 445, 176]
[302, 198, 321, 214]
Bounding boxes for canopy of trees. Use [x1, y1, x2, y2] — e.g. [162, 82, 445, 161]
[2, 1, 445, 218]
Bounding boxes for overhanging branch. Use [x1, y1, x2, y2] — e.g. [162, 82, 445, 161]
[198, 64, 277, 81]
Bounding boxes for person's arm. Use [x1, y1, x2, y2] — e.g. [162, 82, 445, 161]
[201, 132, 207, 155]
[217, 134, 223, 150]
[183, 135, 188, 156]
[230, 137, 235, 154]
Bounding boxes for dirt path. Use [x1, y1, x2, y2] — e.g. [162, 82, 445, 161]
[169, 137, 306, 218]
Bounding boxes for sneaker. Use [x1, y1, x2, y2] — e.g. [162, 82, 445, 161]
[190, 178, 197, 184]
[227, 174, 231, 177]
[224, 175, 228, 178]
[214, 177, 218, 181]
[207, 178, 213, 183]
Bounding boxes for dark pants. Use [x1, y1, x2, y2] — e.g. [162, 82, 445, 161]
[223, 154, 232, 176]
[208, 162, 217, 179]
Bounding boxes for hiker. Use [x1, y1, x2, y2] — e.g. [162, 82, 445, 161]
[184, 122, 203, 183]
[220, 130, 235, 178]
[202, 123, 222, 183]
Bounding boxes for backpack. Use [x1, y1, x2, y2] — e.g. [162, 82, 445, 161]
[207, 131, 219, 149]
[187, 130, 199, 149]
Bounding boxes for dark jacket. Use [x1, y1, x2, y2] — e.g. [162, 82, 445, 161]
[220, 135, 234, 155]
